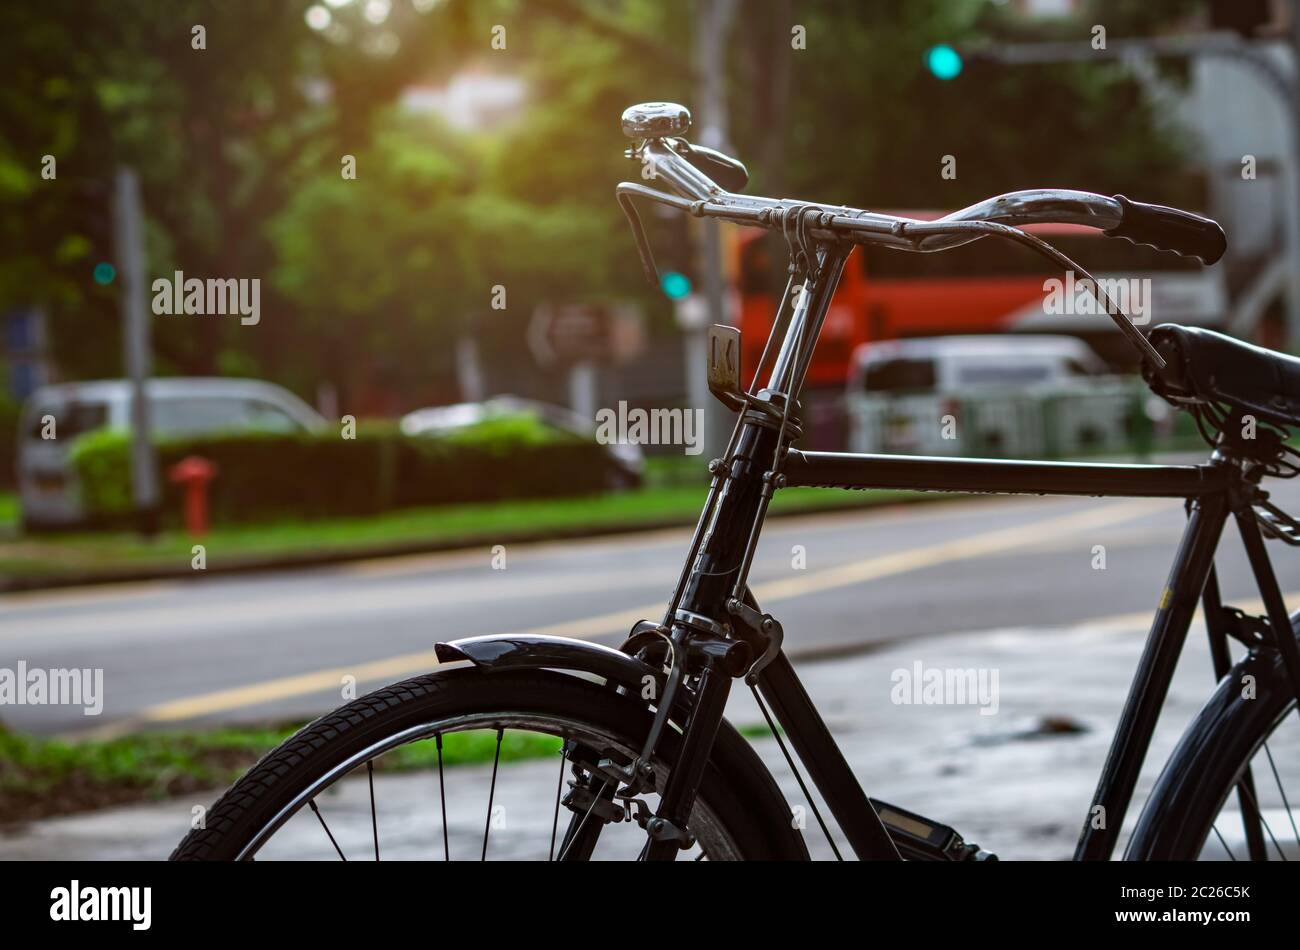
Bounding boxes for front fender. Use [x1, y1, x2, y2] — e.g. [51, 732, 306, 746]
[435, 634, 669, 694]
[435, 632, 810, 859]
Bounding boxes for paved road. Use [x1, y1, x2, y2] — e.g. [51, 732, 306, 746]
[5, 617, 1298, 860]
[2, 477, 1299, 736]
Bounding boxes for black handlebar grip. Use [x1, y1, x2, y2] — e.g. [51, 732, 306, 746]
[1103, 194, 1226, 266]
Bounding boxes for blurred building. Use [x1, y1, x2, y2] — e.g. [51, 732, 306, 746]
[1005, 0, 1295, 347]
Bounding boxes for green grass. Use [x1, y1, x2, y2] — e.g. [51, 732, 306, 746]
[0, 718, 785, 823]
[385, 729, 563, 769]
[0, 720, 564, 824]
[0, 722, 295, 792]
[0, 478, 928, 583]
[734, 721, 781, 740]
[0, 490, 17, 532]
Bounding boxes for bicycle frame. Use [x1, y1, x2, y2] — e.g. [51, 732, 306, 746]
[645, 246, 1300, 861]
[599, 115, 1296, 860]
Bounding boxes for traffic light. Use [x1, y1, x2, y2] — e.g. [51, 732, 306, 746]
[925, 44, 963, 80]
[654, 210, 698, 301]
[74, 178, 116, 287]
[660, 270, 692, 300]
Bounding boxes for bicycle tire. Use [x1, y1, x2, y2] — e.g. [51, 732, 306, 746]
[1126, 614, 1300, 859]
[170, 667, 808, 861]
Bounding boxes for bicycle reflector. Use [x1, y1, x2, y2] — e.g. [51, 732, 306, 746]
[925, 44, 963, 80]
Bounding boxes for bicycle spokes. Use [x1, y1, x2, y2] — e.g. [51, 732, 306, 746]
[252, 721, 718, 861]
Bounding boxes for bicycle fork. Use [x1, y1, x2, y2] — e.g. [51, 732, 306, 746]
[642, 658, 734, 859]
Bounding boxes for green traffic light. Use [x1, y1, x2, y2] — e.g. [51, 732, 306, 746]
[661, 270, 692, 300]
[926, 44, 963, 80]
[93, 262, 116, 285]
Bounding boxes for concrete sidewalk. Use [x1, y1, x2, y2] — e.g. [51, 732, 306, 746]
[2, 615, 1296, 860]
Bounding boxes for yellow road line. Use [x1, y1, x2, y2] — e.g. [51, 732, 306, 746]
[133, 607, 664, 727]
[112, 497, 1166, 730]
[0, 580, 179, 611]
[1080, 591, 1300, 634]
[751, 498, 1158, 602]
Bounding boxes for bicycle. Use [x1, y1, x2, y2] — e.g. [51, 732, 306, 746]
[172, 102, 1300, 861]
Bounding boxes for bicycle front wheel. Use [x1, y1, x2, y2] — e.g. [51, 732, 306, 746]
[170, 667, 804, 861]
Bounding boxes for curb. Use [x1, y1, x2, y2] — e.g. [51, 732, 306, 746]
[0, 491, 954, 594]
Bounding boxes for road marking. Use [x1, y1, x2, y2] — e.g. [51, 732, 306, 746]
[75, 497, 1167, 736]
[0, 567, 676, 643]
[0, 499, 1121, 642]
[750, 498, 1161, 602]
[1075, 591, 1300, 634]
[129, 606, 666, 729]
[0, 580, 180, 611]
[338, 493, 1052, 579]
[341, 526, 695, 577]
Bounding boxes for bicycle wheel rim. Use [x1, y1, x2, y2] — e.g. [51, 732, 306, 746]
[235, 711, 745, 861]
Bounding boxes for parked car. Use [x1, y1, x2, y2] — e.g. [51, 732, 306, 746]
[846, 335, 1135, 457]
[18, 377, 326, 529]
[400, 395, 645, 490]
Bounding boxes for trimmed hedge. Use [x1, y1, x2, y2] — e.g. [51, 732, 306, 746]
[69, 414, 617, 527]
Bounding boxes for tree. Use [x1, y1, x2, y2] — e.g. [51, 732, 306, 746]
[0, 1, 330, 379]
[0, 0, 1208, 408]
[727, 0, 1197, 209]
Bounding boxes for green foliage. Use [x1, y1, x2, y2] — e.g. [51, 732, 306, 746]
[69, 414, 614, 526]
[0, 0, 323, 379]
[442, 411, 579, 449]
[735, 0, 1198, 210]
[67, 428, 135, 516]
[1, 0, 1208, 398]
[266, 105, 612, 399]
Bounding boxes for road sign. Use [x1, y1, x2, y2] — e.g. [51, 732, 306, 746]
[527, 303, 645, 367]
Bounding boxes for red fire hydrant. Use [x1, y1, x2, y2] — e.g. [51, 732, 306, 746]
[169, 456, 218, 538]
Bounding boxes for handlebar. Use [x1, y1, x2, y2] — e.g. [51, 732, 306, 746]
[627, 138, 1223, 263]
[1104, 195, 1226, 266]
[617, 102, 1227, 371]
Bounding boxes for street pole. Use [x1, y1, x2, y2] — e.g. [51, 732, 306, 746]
[455, 334, 486, 403]
[114, 167, 159, 537]
[568, 360, 598, 424]
[692, 0, 739, 460]
[974, 30, 1300, 348]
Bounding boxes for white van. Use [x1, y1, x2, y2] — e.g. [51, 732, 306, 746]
[847, 335, 1133, 457]
[18, 378, 326, 528]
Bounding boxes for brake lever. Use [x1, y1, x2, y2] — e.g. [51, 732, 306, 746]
[615, 174, 702, 290]
[616, 188, 661, 288]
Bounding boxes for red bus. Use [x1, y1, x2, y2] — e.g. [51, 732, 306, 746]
[732, 217, 1221, 391]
